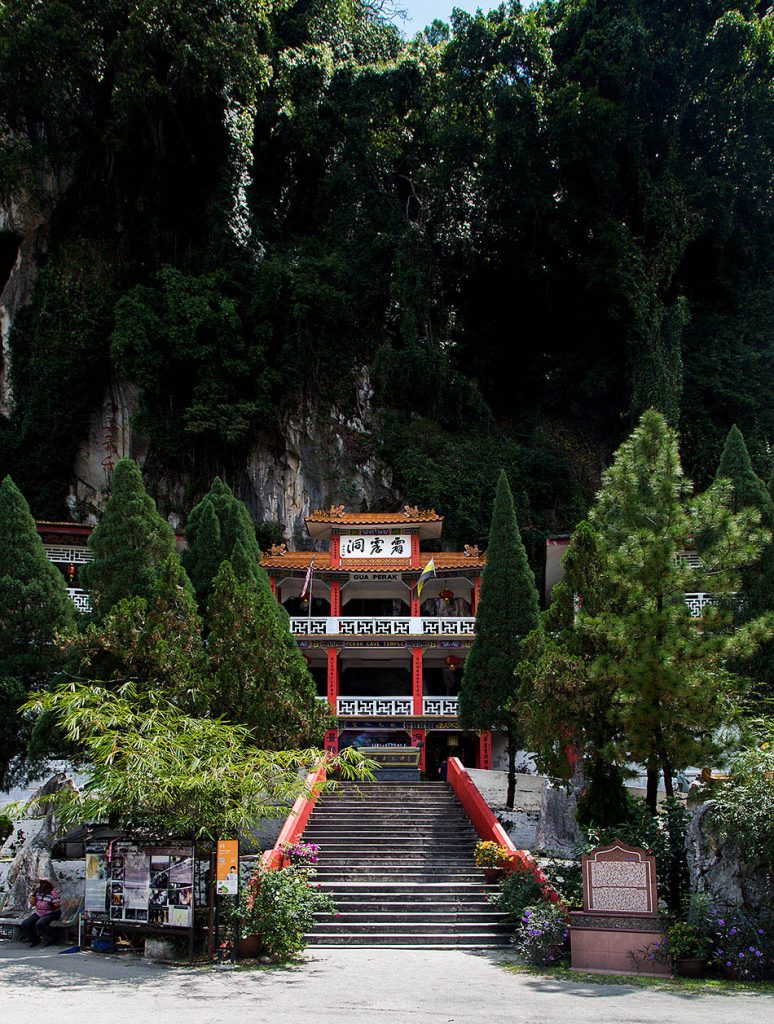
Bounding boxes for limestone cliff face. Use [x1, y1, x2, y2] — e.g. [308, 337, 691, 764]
[65, 366, 401, 544]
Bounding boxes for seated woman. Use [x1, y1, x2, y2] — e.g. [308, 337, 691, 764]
[20, 877, 62, 947]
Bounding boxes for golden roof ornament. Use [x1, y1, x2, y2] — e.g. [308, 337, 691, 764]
[464, 544, 481, 557]
[267, 543, 287, 557]
[329, 504, 346, 517]
[403, 505, 420, 517]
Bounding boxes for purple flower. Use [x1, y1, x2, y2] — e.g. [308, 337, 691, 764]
[726, 961, 732, 967]
[716, 949, 724, 955]
[758, 929, 765, 935]
[755, 951, 762, 958]
[749, 947, 756, 952]
[729, 927, 737, 936]
[717, 919, 725, 926]
[738, 952, 745, 959]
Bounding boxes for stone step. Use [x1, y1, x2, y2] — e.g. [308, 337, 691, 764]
[319, 897, 495, 909]
[307, 923, 511, 938]
[315, 909, 505, 923]
[306, 935, 510, 948]
[317, 882, 495, 894]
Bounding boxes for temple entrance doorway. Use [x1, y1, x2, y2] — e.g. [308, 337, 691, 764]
[425, 731, 478, 779]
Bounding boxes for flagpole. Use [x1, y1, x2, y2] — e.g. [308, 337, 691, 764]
[307, 557, 314, 624]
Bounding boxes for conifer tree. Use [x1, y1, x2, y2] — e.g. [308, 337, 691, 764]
[183, 477, 262, 607]
[65, 554, 207, 712]
[207, 561, 329, 748]
[79, 458, 176, 618]
[585, 411, 772, 809]
[0, 476, 75, 785]
[459, 470, 539, 809]
[715, 425, 774, 696]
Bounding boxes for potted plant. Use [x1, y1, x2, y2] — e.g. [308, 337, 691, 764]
[665, 922, 709, 977]
[280, 841, 320, 868]
[474, 840, 511, 882]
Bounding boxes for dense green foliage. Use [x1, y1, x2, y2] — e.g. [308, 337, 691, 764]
[79, 458, 177, 617]
[235, 865, 337, 958]
[459, 470, 539, 807]
[18, 680, 373, 839]
[520, 412, 774, 811]
[0, 0, 770, 551]
[716, 425, 774, 698]
[0, 476, 74, 785]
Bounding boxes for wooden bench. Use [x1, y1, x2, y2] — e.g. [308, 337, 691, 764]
[0, 896, 82, 941]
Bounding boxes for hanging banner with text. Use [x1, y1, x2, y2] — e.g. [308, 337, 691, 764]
[339, 534, 411, 559]
[216, 840, 239, 895]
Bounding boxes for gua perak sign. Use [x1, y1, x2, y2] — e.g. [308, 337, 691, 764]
[339, 534, 411, 559]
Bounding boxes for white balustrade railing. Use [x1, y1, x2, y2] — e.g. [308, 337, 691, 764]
[422, 696, 459, 716]
[290, 616, 476, 637]
[66, 588, 91, 614]
[336, 696, 413, 716]
[684, 593, 719, 618]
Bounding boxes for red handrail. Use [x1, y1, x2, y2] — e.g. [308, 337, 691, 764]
[447, 756, 560, 903]
[262, 763, 327, 870]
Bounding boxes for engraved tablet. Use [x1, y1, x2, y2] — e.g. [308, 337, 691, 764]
[581, 841, 658, 916]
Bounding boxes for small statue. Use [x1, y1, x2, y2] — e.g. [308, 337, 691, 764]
[463, 544, 481, 557]
[329, 504, 346, 517]
[403, 505, 420, 517]
[268, 543, 287, 557]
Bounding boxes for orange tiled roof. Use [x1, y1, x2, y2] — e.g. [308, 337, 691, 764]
[306, 505, 443, 525]
[261, 551, 485, 571]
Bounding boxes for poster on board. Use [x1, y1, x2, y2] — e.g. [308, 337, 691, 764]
[216, 840, 239, 895]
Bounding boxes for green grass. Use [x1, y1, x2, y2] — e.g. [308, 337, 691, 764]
[498, 960, 774, 995]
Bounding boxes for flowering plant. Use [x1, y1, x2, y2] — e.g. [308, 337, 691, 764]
[281, 841, 320, 866]
[487, 864, 546, 918]
[708, 907, 772, 980]
[234, 866, 336, 959]
[514, 904, 569, 966]
[474, 840, 510, 868]
[665, 921, 709, 960]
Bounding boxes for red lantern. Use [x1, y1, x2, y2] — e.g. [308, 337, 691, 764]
[439, 588, 454, 603]
[67, 563, 76, 584]
[445, 655, 461, 672]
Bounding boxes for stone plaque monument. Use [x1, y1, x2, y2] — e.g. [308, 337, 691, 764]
[570, 841, 667, 975]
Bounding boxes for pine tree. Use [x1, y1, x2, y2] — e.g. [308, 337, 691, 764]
[459, 470, 539, 809]
[585, 411, 772, 809]
[183, 478, 263, 607]
[715, 425, 774, 697]
[0, 476, 75, 785]
[66, 554, 207, 712]
[79, 458, 176, 618]
[207, 561, 329, 748]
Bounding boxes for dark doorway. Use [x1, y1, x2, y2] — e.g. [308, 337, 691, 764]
[425, 731, 479, 779]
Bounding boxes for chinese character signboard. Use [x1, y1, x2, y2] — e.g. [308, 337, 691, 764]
[216, 839, 239, 895]
[339, 534, 411, 559]
[581, 842, 657, 916]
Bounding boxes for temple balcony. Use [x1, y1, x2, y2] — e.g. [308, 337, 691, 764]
[66, 588, 91, 614]
[289, 616, 476, 637]
[333, 695, 460, 717]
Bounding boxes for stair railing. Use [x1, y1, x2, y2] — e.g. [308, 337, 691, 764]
[447, 757, 560, 904]
[262, 762, 328, 870]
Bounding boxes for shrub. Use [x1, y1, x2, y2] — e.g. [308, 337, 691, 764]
[487, 866, 545, 918]
[515, 904, 569, 966]
[709, 907, 773, 980]
[540, 858, 583, 910]
[665, 921, 709, 960]
[281, 841, 319, 866]
[0, 812, 12, 845]
[236, 866, 336, 959]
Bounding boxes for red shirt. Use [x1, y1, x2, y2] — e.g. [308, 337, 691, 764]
[34, 889, 61, 915]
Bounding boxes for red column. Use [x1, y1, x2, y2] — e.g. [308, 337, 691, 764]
[324, 729, 339, 755]
[327, 648, 340, 713]
[412, 647, 423, 716]
[330, 580, 341, 617]
[478, 730, 493, 770]
[330, 535, 341, 569]
[411, 729, 426, 772]
[410, 533, 420, 569]
[410, 585, 421, 617]
[270, 576, 277, 597]
[473, 576, 481, 614]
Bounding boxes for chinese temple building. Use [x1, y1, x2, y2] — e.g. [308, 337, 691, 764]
[261, 506, 493, 774]
[36, 520, 94, 614]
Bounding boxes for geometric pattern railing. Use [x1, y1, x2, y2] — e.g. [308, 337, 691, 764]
[422, 696, 459, 716]
[66, 587, 92, 614]
[337, 696, 414, 716]
[684, 592, 718, 618]
[45, 545, 94, 564]
[290, 616, 476, 637]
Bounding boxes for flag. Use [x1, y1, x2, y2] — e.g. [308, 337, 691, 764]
[300, 556, 315, 600]
[416, 558, 436, 601]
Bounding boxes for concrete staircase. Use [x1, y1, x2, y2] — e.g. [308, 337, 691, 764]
[304, 781, 511, 948]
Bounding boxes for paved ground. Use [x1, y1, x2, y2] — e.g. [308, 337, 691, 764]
[1, 940, 771, 1024]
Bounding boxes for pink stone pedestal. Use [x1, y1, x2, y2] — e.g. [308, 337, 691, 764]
[570, 912, 669, 975]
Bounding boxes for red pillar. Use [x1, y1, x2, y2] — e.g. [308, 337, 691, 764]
[269, 575, 277, 597]
[411, 729, 426, 772]
[327, 648, 340, 713]
[410, 585, 421, 617]
[330, 580, 341, 617]
[472, 576, 481, 614]
[478, 730, 493, 770]
[412, 647, 423, 716]
[324, 729, 339, 755]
